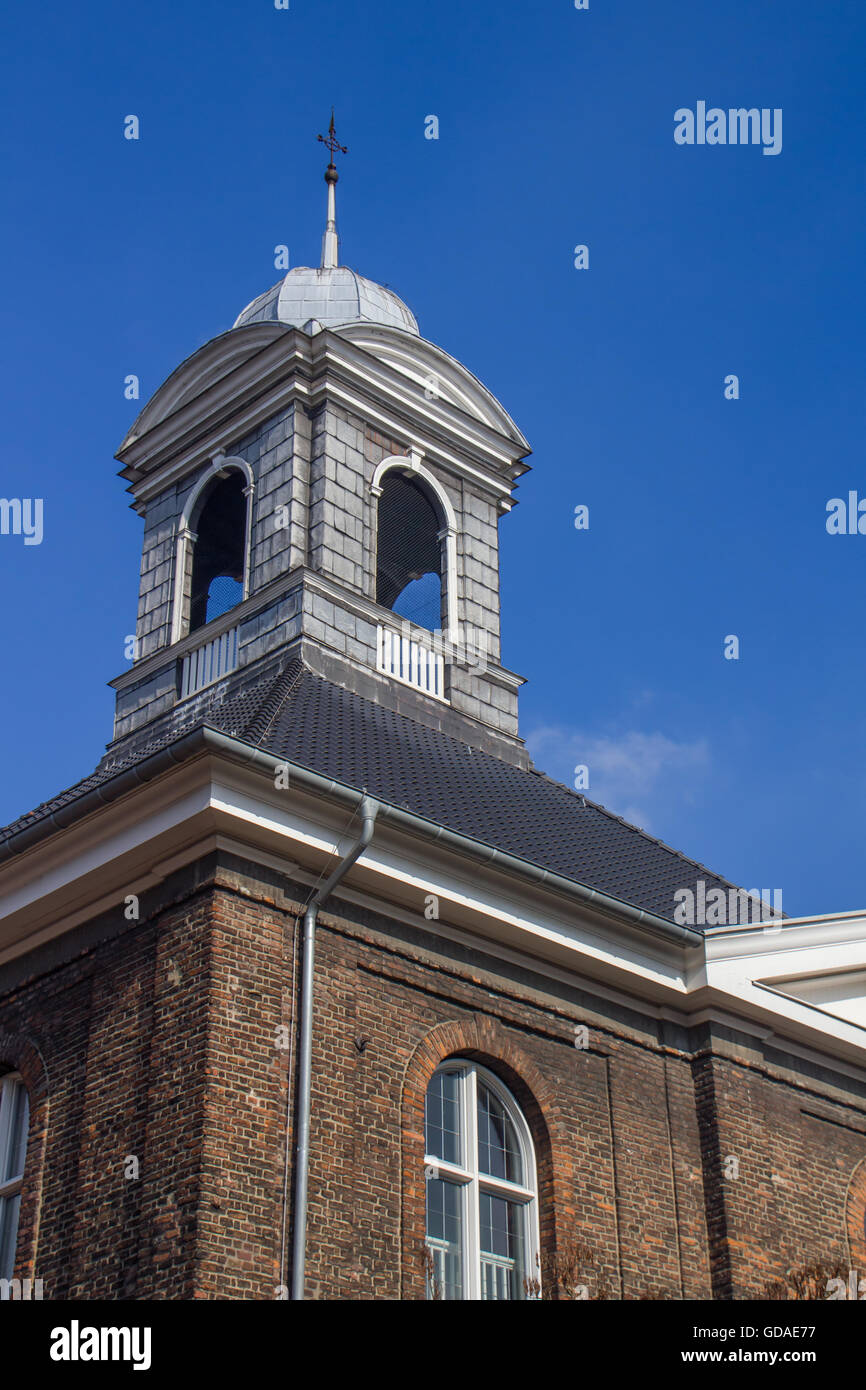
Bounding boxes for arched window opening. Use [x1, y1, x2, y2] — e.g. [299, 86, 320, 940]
[189, 472, 247, 633]
[376, 473, 444, 633]
[424, 1061, 539, 1300]
[0, 1072, 29, 1285]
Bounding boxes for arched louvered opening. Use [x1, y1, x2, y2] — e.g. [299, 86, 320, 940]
[376, 471, 445, 633]
[188, 472, 248, 633]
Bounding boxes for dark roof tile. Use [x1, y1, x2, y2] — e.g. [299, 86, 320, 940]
[0, 655, 754, 927]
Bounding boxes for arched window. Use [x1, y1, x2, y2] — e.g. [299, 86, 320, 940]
[188, 471, 248, 633]
[376, 472, 445, 633]
[0, 1073, 29, 1283]
[424, 1061, 539, 1300]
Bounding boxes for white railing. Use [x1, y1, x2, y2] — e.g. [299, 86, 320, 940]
[180, 625, 239, 698]
[480, 1254, 518, 1300]
[376, 624, 446, 701]
[426, 1241, 462, 1300]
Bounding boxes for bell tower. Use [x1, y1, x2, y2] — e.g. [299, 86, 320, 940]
[108, 121, 532, 768]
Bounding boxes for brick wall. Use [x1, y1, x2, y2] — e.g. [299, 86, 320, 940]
[1, 892, 213, 1298]
[694, 1046, 866, 1297]
[2, 850, 864, 1300]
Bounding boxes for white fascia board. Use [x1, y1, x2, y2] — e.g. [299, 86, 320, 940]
[708, 978, 866, 1062]
[0, 833, 224, 969]
[0, 766, 219, 963]
[4, 756, 866, 1073]
[709, 937, 866, 986]
[0, 756, 690, 997]
[757, 978, 866, 1032]
[247, 848, 692, 1029]
[285, 866, 866, 1082]
[694, 917, 866, 1059]
[691, 916, 866, 994]
[702, 912, 866, 962]
[205, 771, 694, 1001]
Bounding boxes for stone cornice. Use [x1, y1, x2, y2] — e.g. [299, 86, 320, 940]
[302, 568, 525, 693]
[107, 562, 525, 700]
[117, 325, 531, 514]
[107, 568, 303, 693]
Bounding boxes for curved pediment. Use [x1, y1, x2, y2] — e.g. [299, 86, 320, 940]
[118, 323, 292, 453]
[334, 323, 530, 452]
[118, 318, 530, 464]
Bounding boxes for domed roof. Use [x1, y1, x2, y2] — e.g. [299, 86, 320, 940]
[233, 264, 419, 336]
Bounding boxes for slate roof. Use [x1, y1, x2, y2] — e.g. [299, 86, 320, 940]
[0, 654, 756, 929]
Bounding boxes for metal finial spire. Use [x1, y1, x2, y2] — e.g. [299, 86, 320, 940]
[317, 109, 347, 269]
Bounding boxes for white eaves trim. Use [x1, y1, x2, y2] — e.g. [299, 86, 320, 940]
[1, 750, 865, 1074]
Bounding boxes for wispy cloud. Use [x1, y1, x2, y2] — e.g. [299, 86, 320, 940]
[525, 726, 711, 834]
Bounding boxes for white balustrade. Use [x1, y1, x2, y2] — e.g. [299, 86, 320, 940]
[180, 625, 239, 698]
[376, 624, 446, 700]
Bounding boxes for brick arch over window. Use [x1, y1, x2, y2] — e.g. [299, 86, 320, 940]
[0, 1032, 49, 1282]
[844, 1155, 866, 1271]
[400, 1014, 575, 1298]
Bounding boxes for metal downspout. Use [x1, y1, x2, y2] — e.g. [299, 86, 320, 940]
[291, 795, 379, 1299]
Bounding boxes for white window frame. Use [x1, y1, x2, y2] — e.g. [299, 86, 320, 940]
[424, 1060, 540, 1300]
[0, 1072, 29, 1284]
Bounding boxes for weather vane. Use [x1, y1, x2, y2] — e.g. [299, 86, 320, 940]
[318, 110, 345, 269]
[317, 109, 347, 168]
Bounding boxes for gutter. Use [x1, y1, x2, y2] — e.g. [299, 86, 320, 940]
[290, 795, 379, 1300]
[0, 724, 703, 947]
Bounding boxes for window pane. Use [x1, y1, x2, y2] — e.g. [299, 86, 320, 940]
[1, 1079, 29, 1185]
[477, 1082, 523, 1184]
[7, 1083, 29, 1183]
[424, 1068, 461, 1165]
[425, 1178, 463, 1300]
[0, 1193, 21, 1283]
[479, 1192, 525, 1300]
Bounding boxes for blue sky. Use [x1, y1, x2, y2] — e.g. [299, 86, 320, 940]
[1, 0, 864, 918]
